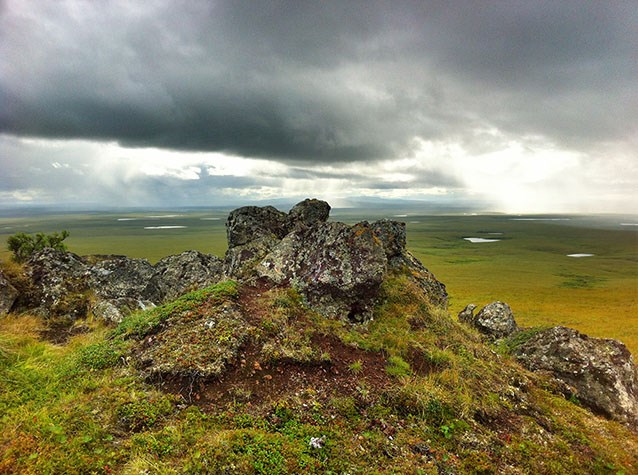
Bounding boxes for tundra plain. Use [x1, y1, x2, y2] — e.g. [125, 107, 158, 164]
[1, 209, 636, 354]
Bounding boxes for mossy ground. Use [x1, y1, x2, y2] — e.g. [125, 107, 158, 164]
[1, 276, 637, 474]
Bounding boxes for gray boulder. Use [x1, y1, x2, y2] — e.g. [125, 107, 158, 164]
[88, 255, 160, 303]
[25, 248, 91, 317]
[151, 250, 223, 302]
[461, 301, 518, 339]
[224, 200, 447, 320]
[371, 219, 406, 260]
[224, 205, 290, 278]
[91, 300, 126, 324]
[288, 198, 331, 228]
[91, 298, 156, 324]
[0, 269, 18, 315]
[226, 205, 290, 247]
[515, 326, 638, 429]
[258, 221, 387, 322]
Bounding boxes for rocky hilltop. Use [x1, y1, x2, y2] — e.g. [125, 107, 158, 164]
[0, 199, 637, 473]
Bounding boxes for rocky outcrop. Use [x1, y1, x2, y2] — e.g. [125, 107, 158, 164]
[0, 269, 18, 315]
[288, 198, 331, 229]
[151, 250, 223, 302]
[371, 219, 406, 261]
[258, 221, 388, 321]
[25, 248, 91, 318]
[89, 255, 159, 301]
[7, 199, 446, 327]
[459, 301, 518, 339]
[224, 199, 333, 278]
[236, 201, 448, 321]
[11, 249, 223, 323]
[514, 326, 638, 429]
[224, 205, 291, 278]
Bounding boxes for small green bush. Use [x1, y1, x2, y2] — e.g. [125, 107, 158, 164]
[7, 230, 70, 262]
[78, 340, 125, 370]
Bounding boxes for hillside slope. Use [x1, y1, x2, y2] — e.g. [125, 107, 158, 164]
[1, 199, 637, 474]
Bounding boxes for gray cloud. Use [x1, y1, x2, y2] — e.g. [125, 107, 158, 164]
[2, 0, 635, 164]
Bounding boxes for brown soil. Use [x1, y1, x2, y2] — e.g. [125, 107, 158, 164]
[156, 280, 393, 411]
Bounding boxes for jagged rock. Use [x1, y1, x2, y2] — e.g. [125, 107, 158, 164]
[91, 298, 155, 324]
[457, 303, 477, 324]
[514, 326, 638, 429]
[0, 270, 18, 315]
[151, 250, 223, 302]
[258, 221, 387, 322]
[393, 252, 448, 308]
[25, 248, 91, 317]
[288, 198, 331, 228]
[88, 255, 160, 303]
[371, 219, 406, 260]
[371, 219, 447, 308]
[226, 205, 290, 248]
[224, 205, 291, 277]
[462, 301, 518, 339]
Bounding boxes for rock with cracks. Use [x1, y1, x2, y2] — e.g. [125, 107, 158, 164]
[151, 250, 223, 302]
[461, 301, 518, 340]
[224, 205, 291, 278]
[288, 198, 331, 229]
[88, 255, 159, 301]
[24, 248, 91, 318]
[258, 221, 388, 322]
[515, 326, 638, 429]
[0, 270, 18, 315]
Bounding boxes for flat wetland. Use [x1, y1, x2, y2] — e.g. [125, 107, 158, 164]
[1, 208, 636, 354]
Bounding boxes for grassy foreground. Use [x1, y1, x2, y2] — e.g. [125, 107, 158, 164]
[1, 277, 637, 474]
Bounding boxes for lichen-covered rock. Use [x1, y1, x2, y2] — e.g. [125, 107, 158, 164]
[288, 198, 331, 228]
[0, 269, 18, 315]
[25, 248, 91, 317]
[91, 298, 155, 324]
[224, 205, 291, 277]
[88, 255, 160, 302]
[394, 252, 448, 308]
[258, 221, 387, 322]
[151, 250, 223, 302]
[226, 205, 290, 248]
[514, 326, 638, 429]
[91, 300, 124, 324]
[371, 219, 406, 260]
[462, 301, 518, 339]
[457, 303, 477, 324]
[370, 219, 447, 308]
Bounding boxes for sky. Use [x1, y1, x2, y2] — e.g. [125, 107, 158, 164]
[1, 0, 637, 213]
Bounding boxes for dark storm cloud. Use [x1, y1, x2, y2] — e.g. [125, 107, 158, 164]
[1, 0, 636, 162]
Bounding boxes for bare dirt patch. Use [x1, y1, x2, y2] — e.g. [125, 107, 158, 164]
[155, 281, 393, 410]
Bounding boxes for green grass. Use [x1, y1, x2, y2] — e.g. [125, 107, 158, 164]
[403, 214, 637, 354]
[1, 276, 637, 473]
